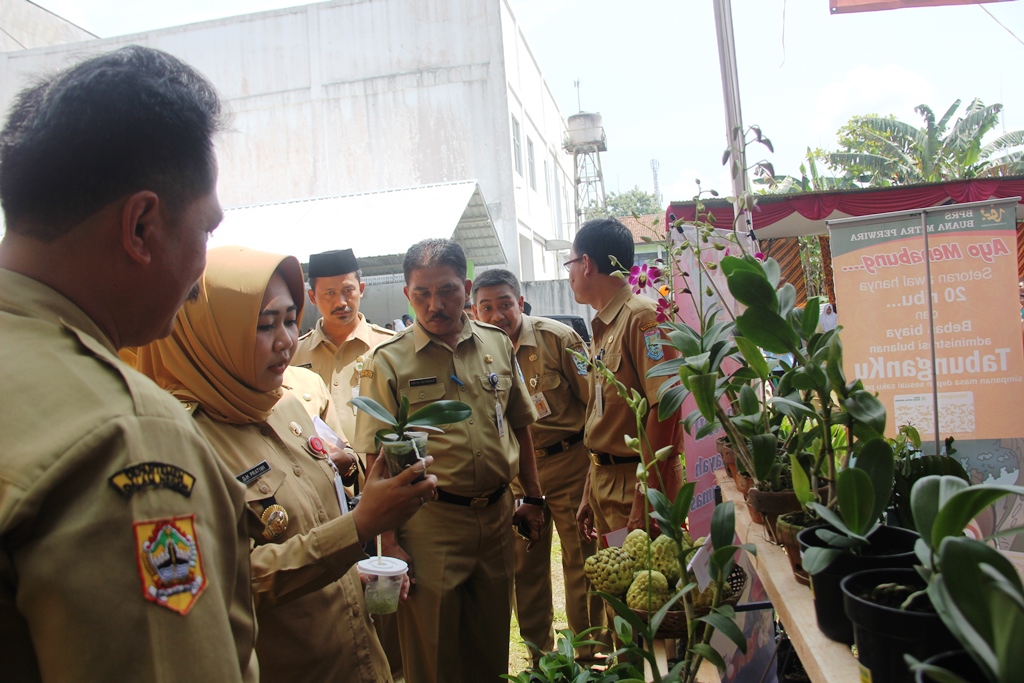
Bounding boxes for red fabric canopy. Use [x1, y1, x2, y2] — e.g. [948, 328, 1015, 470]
[667, 177, 1024, 234]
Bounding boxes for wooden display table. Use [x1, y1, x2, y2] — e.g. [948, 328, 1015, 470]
[716, 470, 861, 683]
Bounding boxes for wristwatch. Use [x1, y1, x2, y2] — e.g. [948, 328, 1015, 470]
[521, 495, 546, 507]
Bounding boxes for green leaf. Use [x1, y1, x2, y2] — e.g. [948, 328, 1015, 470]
[801, 297, 822, 338]
[735, 307, 800, 354]
[854, 438, 895, 526]
[911, 475, 969, 550]
[734, 336, 769, 381]
[777, 283, 796, 318]
[710, 501, 735, 556]
[348, 396, 399, 427]
[406, 400, 473, 427]
[931, 483, 1024, 551]
[802, 546, 842, 575]
[770, 396, 821, 423]
[658, 384, 688, 422]
[726, 270, 778, 313]
[720, 255, 762, 277]
[762, 257, 781, 288]
[836, 467, 876, 537]
[751, 433, 778, 483]
[689, 373, 719, 423]
[397, 394, 410, 426]
[790, 453, 814, 506]
[843, 390, 887, 435]
[738, 385, 760, 416]
[646, 357, 684, 378]
[825, 335, 847, 397]
[691, 643, 727, 672]
[671, 482, 697, 531]
[699, 609, 748, 654]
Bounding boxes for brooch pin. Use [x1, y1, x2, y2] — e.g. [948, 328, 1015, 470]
[261, 504, 289, 540]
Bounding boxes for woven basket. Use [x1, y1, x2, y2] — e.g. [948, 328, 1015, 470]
[626, 567, 747, 640]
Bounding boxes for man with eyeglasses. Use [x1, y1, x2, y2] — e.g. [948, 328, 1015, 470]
[564, 218, 683, 547]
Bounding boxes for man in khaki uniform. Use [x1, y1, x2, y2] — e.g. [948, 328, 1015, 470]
[566, 218, 683, 544]
[0, 47, 256, 681]
[293, 249, 395, 443]
[472, 269, 605, 661]
[354, 239, 546, 683]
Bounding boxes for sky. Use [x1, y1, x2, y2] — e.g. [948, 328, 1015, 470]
[27, 0, 1024, 206]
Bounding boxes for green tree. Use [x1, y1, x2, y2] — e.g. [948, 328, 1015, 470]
[586, 185, 662, 219]
[825, 98, 1024, 185]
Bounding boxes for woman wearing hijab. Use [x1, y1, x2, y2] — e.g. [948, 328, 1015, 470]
[137, 246, 436, 683]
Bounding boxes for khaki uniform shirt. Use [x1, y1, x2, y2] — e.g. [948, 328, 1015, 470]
[193, 395, 389, 683]
[515, 315, 589, 449]
[282, 365, 345, 439]
[0, 269, 256, 682]
[293, 314, 394, 441]
[353, 318, 536, 496]
[585, 285, 669, 457]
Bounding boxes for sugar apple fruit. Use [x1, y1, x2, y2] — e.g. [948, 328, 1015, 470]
[584, 547, 636, 596]
[621, 529, 649, 562]
[626, 570, 671, 611]
[649, 535, 682, 585]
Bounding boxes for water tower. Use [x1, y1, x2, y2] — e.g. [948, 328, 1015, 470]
[563, 112, 607, 227]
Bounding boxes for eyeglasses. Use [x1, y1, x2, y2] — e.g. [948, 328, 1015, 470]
[562, 256, 583, 272]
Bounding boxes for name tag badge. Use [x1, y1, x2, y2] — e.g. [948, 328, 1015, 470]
[595, 381, 604, 417]
[236, 460, 271, 485]
[531, 391, 552, 419]
[409, 377, 438, 387]
[351, 383, 360, 415]
[495, 398, 506, 438]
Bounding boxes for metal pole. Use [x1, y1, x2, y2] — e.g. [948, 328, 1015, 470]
[920, 210, 941, 454]
[713, 0, 754, 247]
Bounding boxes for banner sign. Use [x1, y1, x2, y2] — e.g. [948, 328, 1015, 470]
[829, 198, 1023, 442]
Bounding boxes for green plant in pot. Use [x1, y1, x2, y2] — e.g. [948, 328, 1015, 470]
[348, 394, 471, 479]
[889, 428, 970, 531]
[901, 475, 1024, 683]
[796, 437, 921, 644]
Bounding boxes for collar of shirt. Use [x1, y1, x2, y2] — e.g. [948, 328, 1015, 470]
[595, 283, 632, 327]
[411, 312, 478, 353]
[308, 313, 372, 353]
[0, 268, 117, 354]
[515, 314, 538, 351]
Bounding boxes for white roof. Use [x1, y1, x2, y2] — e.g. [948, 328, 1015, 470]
[208, 180, 505, 276]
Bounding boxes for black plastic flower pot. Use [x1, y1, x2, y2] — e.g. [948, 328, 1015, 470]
[842, 568, 959, 683]
[798, 524, 919, 645]
[913, 650, 986, 683]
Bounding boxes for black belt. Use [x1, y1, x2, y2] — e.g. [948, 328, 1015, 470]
[535, 430, 585, 458]
[435, 483, 508, 508]
[589, 452, 642, 467]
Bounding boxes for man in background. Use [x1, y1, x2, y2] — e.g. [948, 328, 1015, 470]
[354, 239, 544, 683]
[473, 268, 605, 662]
[565, 218, 682, 544]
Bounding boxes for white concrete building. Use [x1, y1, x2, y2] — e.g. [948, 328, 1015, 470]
[0, 0, 577, 279]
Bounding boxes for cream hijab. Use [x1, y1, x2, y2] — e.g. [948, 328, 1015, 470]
[137, 246, 305, 424]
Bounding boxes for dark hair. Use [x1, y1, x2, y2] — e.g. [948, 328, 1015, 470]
[472, 268, 521, 299]
[0, 45, 227, 241]
[403, 238, 467, 283]
[573, 217, 633, 275]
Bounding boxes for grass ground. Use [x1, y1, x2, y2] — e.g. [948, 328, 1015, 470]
[508, 531, 570, 676]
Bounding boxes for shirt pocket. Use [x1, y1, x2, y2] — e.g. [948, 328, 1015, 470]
[535, 372, 562, 393]
[242, 467, 288, 540]
[601, 353, 622, 373]
[399, 383, 449, 430]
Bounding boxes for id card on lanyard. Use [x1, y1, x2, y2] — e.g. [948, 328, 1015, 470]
[489, 373, 506, 437]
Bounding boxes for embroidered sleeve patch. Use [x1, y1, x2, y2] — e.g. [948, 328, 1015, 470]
[644, 328, 665, 361]
[134, 515, 207, 615]
[109, 463, 196, 499]
[570, 345, 589, 375]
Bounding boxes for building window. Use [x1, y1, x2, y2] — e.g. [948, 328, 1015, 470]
[527, 138, 536, 190]
[544, 159, 550, 205]
[512, 116, 522, 176]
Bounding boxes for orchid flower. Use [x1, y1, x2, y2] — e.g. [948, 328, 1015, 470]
[628, 263, 661, 293]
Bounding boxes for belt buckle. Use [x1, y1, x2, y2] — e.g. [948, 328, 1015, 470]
[534, 448, 546, 459]
[470, 496, 489, 508]
[561, 439, 571, 452]
[589, 451, 601, 466]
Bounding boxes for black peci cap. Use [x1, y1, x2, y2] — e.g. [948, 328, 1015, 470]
[308, 249, 358, 278]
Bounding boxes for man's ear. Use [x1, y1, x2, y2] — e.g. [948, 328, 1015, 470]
[307, 288, 317, 306]
[463, 279, 473, 297]
[403, 285, 411, 302]
[121, 191, 162, 265]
